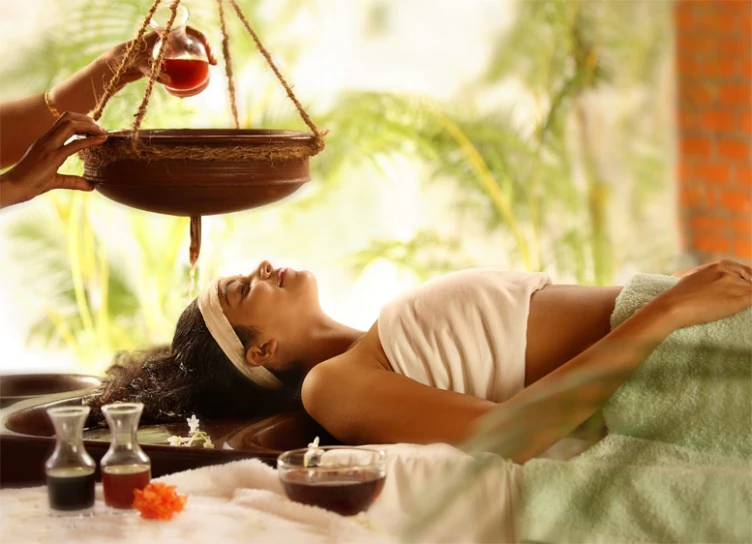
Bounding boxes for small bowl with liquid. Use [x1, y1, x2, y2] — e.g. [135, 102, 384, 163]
[277, 446, 387, 516]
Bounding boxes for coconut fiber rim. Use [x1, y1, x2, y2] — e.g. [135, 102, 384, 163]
[79, 129, 322, 166]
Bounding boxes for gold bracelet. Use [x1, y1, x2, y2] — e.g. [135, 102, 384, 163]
[43, 90, 60, 119]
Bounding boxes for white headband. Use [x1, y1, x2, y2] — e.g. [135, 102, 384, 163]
[197, 278, 283, 390]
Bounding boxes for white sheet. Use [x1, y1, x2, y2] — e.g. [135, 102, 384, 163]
[0, 443, 522, 544]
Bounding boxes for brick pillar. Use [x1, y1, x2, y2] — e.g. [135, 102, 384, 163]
[676, 0, 752, 265]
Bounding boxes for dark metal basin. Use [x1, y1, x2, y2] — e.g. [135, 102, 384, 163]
[81, 129, 314, 216]
[0, 373, 101, 408]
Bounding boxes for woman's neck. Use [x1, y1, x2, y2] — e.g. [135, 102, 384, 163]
[299, 316, 365, 369]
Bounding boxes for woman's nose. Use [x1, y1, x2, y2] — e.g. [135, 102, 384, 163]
[258, 260, 273, 278]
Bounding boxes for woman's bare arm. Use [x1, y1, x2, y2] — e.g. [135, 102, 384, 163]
[303, 360, 499, 446]
[482, 295, 678, 462]
[1, 30, 216, 168]
[0, 56, 122, 168]
[303, 260, 752, 463]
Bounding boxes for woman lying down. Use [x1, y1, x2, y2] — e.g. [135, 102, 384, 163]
[88, 258, 751, 464]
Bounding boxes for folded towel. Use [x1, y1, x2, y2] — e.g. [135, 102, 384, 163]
[522, 435, 752, 543]
[605, 273, 752, 458]
[156, 457, 283, 498]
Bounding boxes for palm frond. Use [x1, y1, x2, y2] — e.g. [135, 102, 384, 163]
[345, 230, 466, 282]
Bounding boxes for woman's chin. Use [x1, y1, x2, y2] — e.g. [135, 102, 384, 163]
[295, 269, 317, 288]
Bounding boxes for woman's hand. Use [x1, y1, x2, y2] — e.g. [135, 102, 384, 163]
[99, 28, 218, 90]
[656, 260, 752, 329]
[671, 265, 700, 278]
[0, 112, 107, 209]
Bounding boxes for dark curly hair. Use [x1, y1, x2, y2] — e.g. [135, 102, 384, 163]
[86, 299, 303, 426]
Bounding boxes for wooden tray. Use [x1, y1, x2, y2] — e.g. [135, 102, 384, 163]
[0, 388, 338, 487]
[82, 129, 315, 216]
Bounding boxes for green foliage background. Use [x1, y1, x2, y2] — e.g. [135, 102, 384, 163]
[0, 0, 676, 372]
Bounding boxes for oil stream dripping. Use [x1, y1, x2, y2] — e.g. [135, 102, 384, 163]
[188, 216, 202, 299]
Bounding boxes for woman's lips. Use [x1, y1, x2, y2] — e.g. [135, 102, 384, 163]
[278, 268, 287, 287]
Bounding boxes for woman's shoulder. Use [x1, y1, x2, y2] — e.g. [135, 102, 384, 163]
[301, 322, 390, 422]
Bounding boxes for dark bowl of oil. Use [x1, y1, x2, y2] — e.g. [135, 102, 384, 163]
[277, 446, 387, 516]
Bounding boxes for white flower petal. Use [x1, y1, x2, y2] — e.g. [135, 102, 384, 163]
[187, 414, 200, 434]
[304, 436, 324, 467]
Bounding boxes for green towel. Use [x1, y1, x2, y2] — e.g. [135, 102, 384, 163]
[522, 435, 752, 543]
[521, 274, 752, 543]
[605, 274, 752, 459]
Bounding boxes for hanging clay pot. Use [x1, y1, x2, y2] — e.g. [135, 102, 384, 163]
[80, 129, 316, 216]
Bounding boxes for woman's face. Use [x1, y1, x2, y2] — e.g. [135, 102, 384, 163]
[217, 260, 319, 341]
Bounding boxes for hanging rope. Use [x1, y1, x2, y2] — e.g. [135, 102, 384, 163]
[217, 0, 240, 129]
[130, 0, 181, 140]
[91, 0, 324, 152]
[91, 0, 164, 121]
[228, 0, 326, 154]
[84, 0, 327, 273]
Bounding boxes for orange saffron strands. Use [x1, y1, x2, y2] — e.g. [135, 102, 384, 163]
[133, 482, 188, 520]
